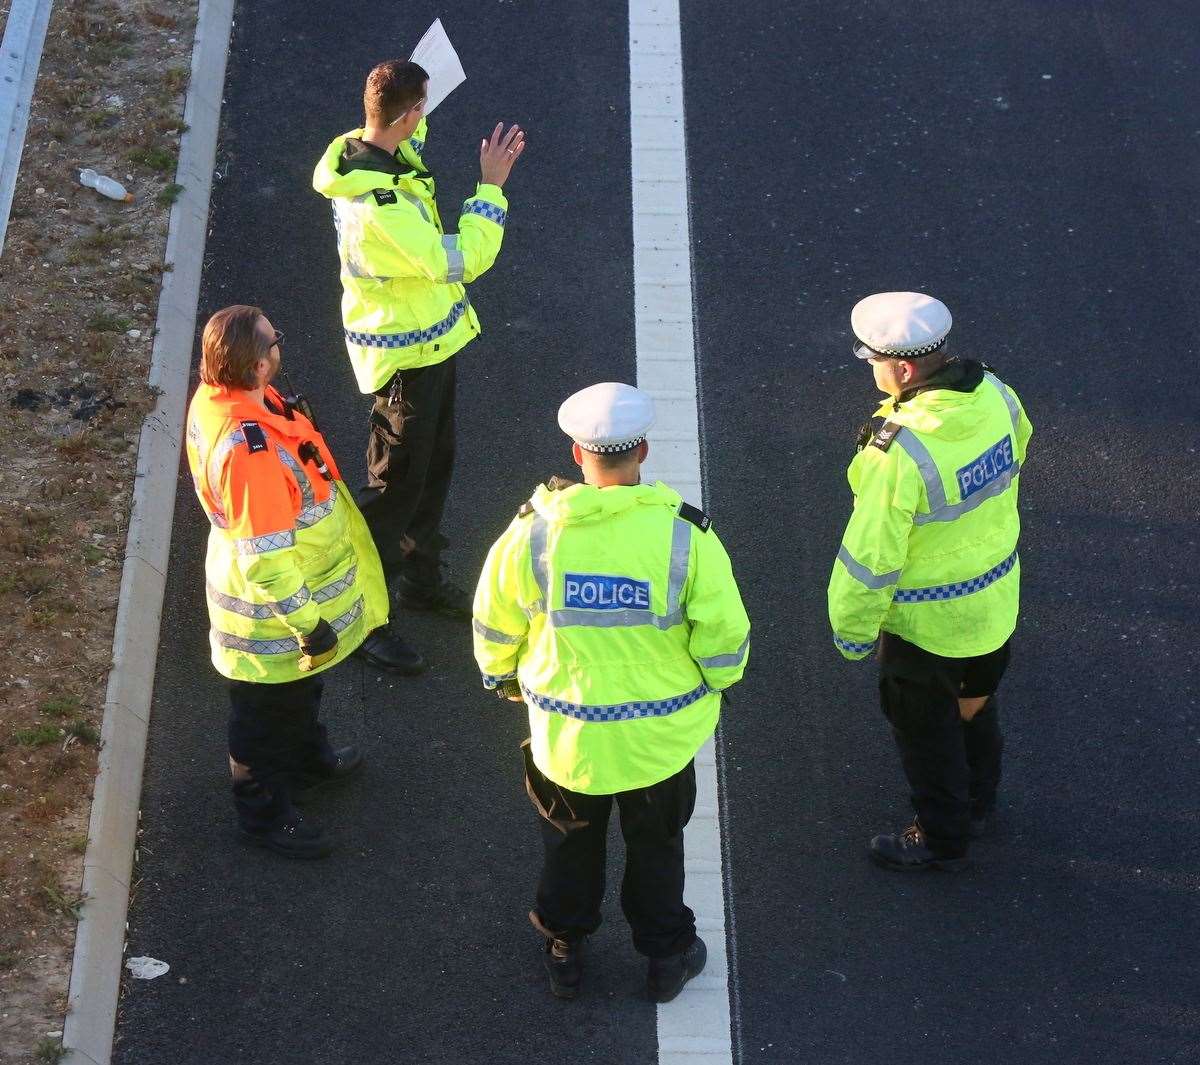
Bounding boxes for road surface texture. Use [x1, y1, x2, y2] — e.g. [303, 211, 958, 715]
[114, 2, 1199, 1063]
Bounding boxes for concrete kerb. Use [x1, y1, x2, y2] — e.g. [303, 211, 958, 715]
[61, 2, 235, 1063]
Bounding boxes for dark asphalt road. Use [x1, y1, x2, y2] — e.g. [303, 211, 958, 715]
[114, 2, 1200, 1063]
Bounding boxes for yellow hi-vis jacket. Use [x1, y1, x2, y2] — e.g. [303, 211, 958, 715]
[828, 362, 1032, 660]
[473, 481, 751, 795]
[185, 384, 389, 682]
[312, 119, 508, 394]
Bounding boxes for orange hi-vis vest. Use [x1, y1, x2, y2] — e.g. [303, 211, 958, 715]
[185, 383, 388, 682]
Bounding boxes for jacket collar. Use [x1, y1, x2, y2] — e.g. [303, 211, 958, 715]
[894, 357, 986, 406]
[338, 136, 428, 181]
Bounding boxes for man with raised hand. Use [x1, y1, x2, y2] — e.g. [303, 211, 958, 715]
[313, 60, 525, 665]
[473, 383, 750, 1003]
[829, 292, 1033, 872]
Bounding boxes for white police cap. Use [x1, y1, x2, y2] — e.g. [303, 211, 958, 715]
[851, 291, 952, 359]
[557, 382, 655, 454]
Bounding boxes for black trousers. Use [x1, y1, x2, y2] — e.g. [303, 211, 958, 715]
[522, 742, 698, 959]
[878, 633, 1008, 856]
[227, 676, 335, 830]
[357, 356, 457, 583]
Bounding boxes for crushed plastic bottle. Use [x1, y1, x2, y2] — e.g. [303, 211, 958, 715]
[79, 168, 134, 202]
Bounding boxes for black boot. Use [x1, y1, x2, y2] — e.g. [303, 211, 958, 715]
[869, 823, 970, 872]
[353, 624, 428, 675]
[292, 746, 364, 803]
[646, 937, 707, 1003]
[964, 697, 1003, 838]
[542, 937, 584, 1000]
[394, 570, 472, 619]
[234, 782, 333, 860]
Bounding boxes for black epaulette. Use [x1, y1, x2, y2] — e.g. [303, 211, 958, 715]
[239, 420, 268, 454]
[870, 420, 903, 452]
[677, 501, 711, 532]
[517, 475, 578, 518]
[856, 416, 885, 452]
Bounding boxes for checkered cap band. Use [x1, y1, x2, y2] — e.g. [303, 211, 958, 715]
[577, 435, 646, 455]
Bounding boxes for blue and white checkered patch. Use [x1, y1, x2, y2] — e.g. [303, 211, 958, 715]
[345, 300, 467, 350]
[893, 550, 1018, 604]
[522, 683, 709, 723]
[834, 635, 876, 655]
[464, 200, 507, 226]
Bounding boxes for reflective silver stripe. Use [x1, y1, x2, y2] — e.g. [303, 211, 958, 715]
[211, 596, 365, 656]
[473, 619, 523, 644]
[836, 545, 901, 590]
[984, 372, 1020, 432]
[913, 460, 1020, 525]
[209, 565, 355, 618]
[528, 513, 691, 631]
[207, 582, 311, 619]
[274, 446, 314, 510]
[666, 517, 691, 616]
[696, 634, 750, 670]
[205, 428, 247, 524]
[233, 529, 295, 555]
[399, 188, 431, 223]
[312, 564, 356, 604]
[297, 480, 338, 530]
[893, 428, 948, 513]
[442, 235, 465, 283]
[529, 514, 550, 598]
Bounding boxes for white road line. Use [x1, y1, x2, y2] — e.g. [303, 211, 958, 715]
[629, 3, 737, 1063]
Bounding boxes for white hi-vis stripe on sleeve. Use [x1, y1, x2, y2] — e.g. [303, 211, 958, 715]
[836, 545, 901, 590]
[695, 634, 750, 669]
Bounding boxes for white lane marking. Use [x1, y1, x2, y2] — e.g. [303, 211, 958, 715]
[629, 3, 738, 1063]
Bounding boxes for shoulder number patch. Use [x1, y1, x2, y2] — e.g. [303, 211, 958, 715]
[239, 420, 268, 454]
[870, 420, 903, 452]
[678, 501, 711, 531]
[564, 573, 650, 610]
[373, 188, 398, 206]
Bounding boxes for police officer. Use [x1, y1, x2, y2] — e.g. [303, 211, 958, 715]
[828, 292, 1033, 871]
[186, 306, 391, 858]
[312, 59, 526, 647]
[473, 383, 751, 1001]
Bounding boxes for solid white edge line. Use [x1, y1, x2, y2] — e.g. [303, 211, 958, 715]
[630, 3, 737, 1064]
[61, 2, 235, 1063]
[0, 0, 54, 255]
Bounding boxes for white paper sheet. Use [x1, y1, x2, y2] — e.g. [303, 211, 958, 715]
[410, 19, 466, 116]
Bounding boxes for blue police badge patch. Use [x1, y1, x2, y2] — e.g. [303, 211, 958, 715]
[956, 437, 1015, 500]
[564, 573, 651, 610]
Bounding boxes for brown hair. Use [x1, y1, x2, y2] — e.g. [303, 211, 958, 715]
[200, 305, 267, 389]
[363, 60, 429, 126]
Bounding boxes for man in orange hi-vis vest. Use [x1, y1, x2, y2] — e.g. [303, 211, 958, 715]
[185, 305, 391, 858]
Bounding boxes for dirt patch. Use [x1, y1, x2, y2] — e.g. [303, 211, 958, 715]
[0, 1, 197, 1061]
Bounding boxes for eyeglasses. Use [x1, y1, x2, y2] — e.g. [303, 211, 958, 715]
[270, 330, 284, 352]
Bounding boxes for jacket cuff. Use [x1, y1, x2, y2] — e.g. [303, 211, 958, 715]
[473, 183, 507, 206]
[833, 634, 877, 661]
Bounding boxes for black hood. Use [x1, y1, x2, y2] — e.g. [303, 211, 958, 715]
[897, 357, 987, 405]
[336, 137, 427, 180]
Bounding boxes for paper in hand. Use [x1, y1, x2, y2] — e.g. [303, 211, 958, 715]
[410, 19, 466, 116]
